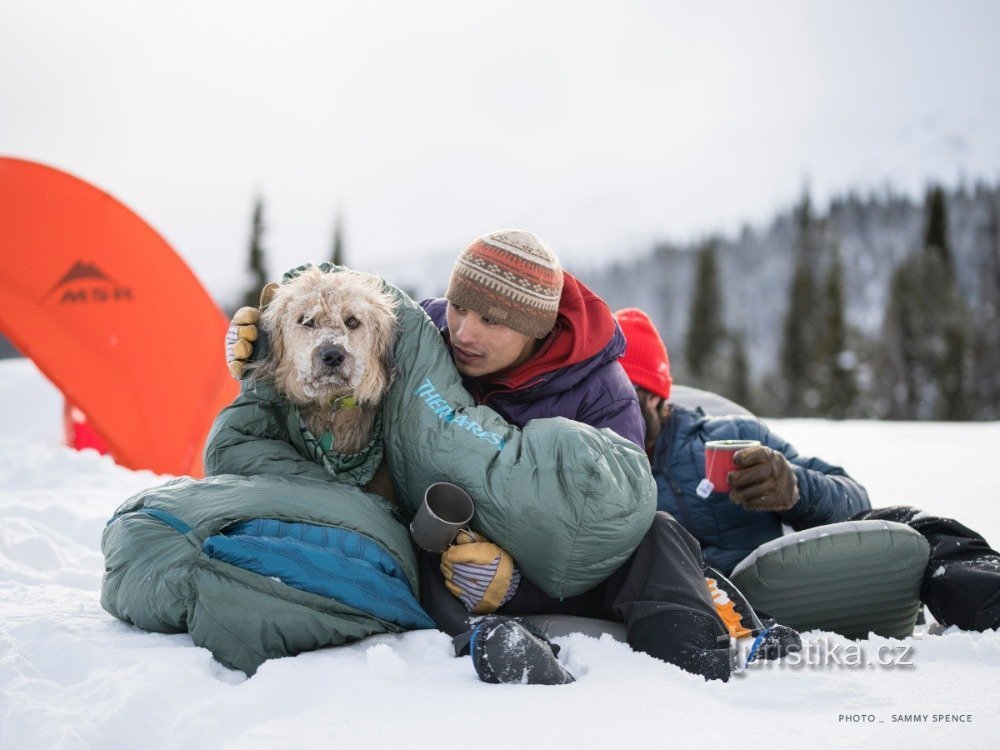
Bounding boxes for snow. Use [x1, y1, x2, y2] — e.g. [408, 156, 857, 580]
[2, 357, 999, 748]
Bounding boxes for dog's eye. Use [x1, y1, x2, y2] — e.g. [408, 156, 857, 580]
[344, 315, 360, 330]
[297, 315, 316, 328]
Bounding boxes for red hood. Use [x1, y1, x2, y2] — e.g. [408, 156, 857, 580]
[486, 272, 618, 391]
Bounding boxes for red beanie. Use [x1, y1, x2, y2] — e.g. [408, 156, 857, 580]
[614, 308, 672, 400]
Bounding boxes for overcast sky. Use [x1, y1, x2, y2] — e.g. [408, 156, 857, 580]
[3, 1, 999, 303]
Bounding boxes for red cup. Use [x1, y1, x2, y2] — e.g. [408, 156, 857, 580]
[704, 439, 761, 493]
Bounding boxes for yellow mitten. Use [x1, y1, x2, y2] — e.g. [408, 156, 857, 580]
[440, 530, 519, 614]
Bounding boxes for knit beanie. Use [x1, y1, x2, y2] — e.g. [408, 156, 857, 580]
[446, 230, 564, 339]
[614, 307, 672, 400]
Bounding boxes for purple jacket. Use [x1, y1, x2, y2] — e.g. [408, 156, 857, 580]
[420, 273, 643, 448]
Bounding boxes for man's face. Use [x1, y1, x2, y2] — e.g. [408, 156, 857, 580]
[445, 302, 538, 377]
[636, 388, 667, 451]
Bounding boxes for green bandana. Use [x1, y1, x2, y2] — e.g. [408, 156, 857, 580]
[287, 405, 385, 486]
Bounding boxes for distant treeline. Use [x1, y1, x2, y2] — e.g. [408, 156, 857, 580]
[582, 182, 1000, 421]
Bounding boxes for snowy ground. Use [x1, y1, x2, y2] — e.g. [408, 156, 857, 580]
[2, 357, 998, 749]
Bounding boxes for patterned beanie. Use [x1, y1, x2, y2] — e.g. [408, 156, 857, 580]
[614, 308, 672, 400]
[446, 230, 564, 339]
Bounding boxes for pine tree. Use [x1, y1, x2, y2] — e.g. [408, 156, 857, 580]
[725, 335, 754, 412]
[924, 187, 968, 420]
[879, 187, 970, 419]
[779, 188, 821, 415]
[683, 240, 727, 388]
[924, 185, 951, 270]
[938, 284, 970, 420]
[330, 212, 345, 267]
[817, 244, 858, 418]
[880, 261, 920, 418]
[240, 197, 269, 310]
[972, 195, 1000, 418]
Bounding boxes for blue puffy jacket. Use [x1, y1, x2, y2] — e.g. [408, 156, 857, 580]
[651, 404, 871, 575]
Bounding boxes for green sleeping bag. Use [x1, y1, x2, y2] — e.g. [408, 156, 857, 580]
[101, 474, 426, 675]
[206, 265, 657, 599]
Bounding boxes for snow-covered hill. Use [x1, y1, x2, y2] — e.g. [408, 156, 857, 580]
[1, 358, 998, 749]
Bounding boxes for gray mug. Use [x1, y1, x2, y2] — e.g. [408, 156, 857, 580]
[410, 482, 475, 553]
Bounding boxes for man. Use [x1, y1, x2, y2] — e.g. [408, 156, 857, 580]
[228, 231, 795, 684]
[418, 230, 642, 446]
[614, 307, 1000, 633]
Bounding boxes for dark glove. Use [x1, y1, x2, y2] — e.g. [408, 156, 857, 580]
[728, 444, 799, 511]
[225, 283, 278, 379]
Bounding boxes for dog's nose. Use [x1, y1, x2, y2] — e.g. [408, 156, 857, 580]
[318, 344, 346, 369]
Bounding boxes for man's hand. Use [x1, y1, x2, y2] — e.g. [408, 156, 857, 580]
[728, 445, 799, 511]
[225, 283, 278, 379]
[440, 530, 520, 614]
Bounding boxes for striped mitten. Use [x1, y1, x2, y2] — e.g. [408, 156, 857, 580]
[441, 530, 521, 614]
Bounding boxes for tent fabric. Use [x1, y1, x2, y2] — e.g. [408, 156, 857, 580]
[0, 157, 237, 476]
[64, 400, 109, 454]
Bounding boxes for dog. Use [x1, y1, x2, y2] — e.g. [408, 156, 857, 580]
[248, 267, 399, 499]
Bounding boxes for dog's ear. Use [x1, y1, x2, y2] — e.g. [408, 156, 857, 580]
[373, 283, 399, 373]
[259, 282, 279, 309]
[245, 285, 287, 383]
[354, 282, 400, 406]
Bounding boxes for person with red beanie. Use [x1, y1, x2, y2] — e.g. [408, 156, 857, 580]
[613, 308, 1000, 635]
[613, 308, 673, 456]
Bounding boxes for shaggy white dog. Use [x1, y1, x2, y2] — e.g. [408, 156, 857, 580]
[251, 267, 398, 460]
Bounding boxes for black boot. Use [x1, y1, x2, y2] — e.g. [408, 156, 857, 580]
[469, 616, 575, 685]
[705, 567, 802, 663]
[745, 622, 802, 663]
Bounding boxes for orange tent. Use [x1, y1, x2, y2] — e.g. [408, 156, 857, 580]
[0, 157, 238, 476]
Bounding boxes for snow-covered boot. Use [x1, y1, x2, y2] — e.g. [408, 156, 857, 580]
[470, 616, 575, 685]
[745, 622, 802, 663]
[706, 566, 801, 667]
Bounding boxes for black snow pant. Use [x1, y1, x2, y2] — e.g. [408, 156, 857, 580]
[418, 512, 733, 681]
[852, 506, 1000, 631]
